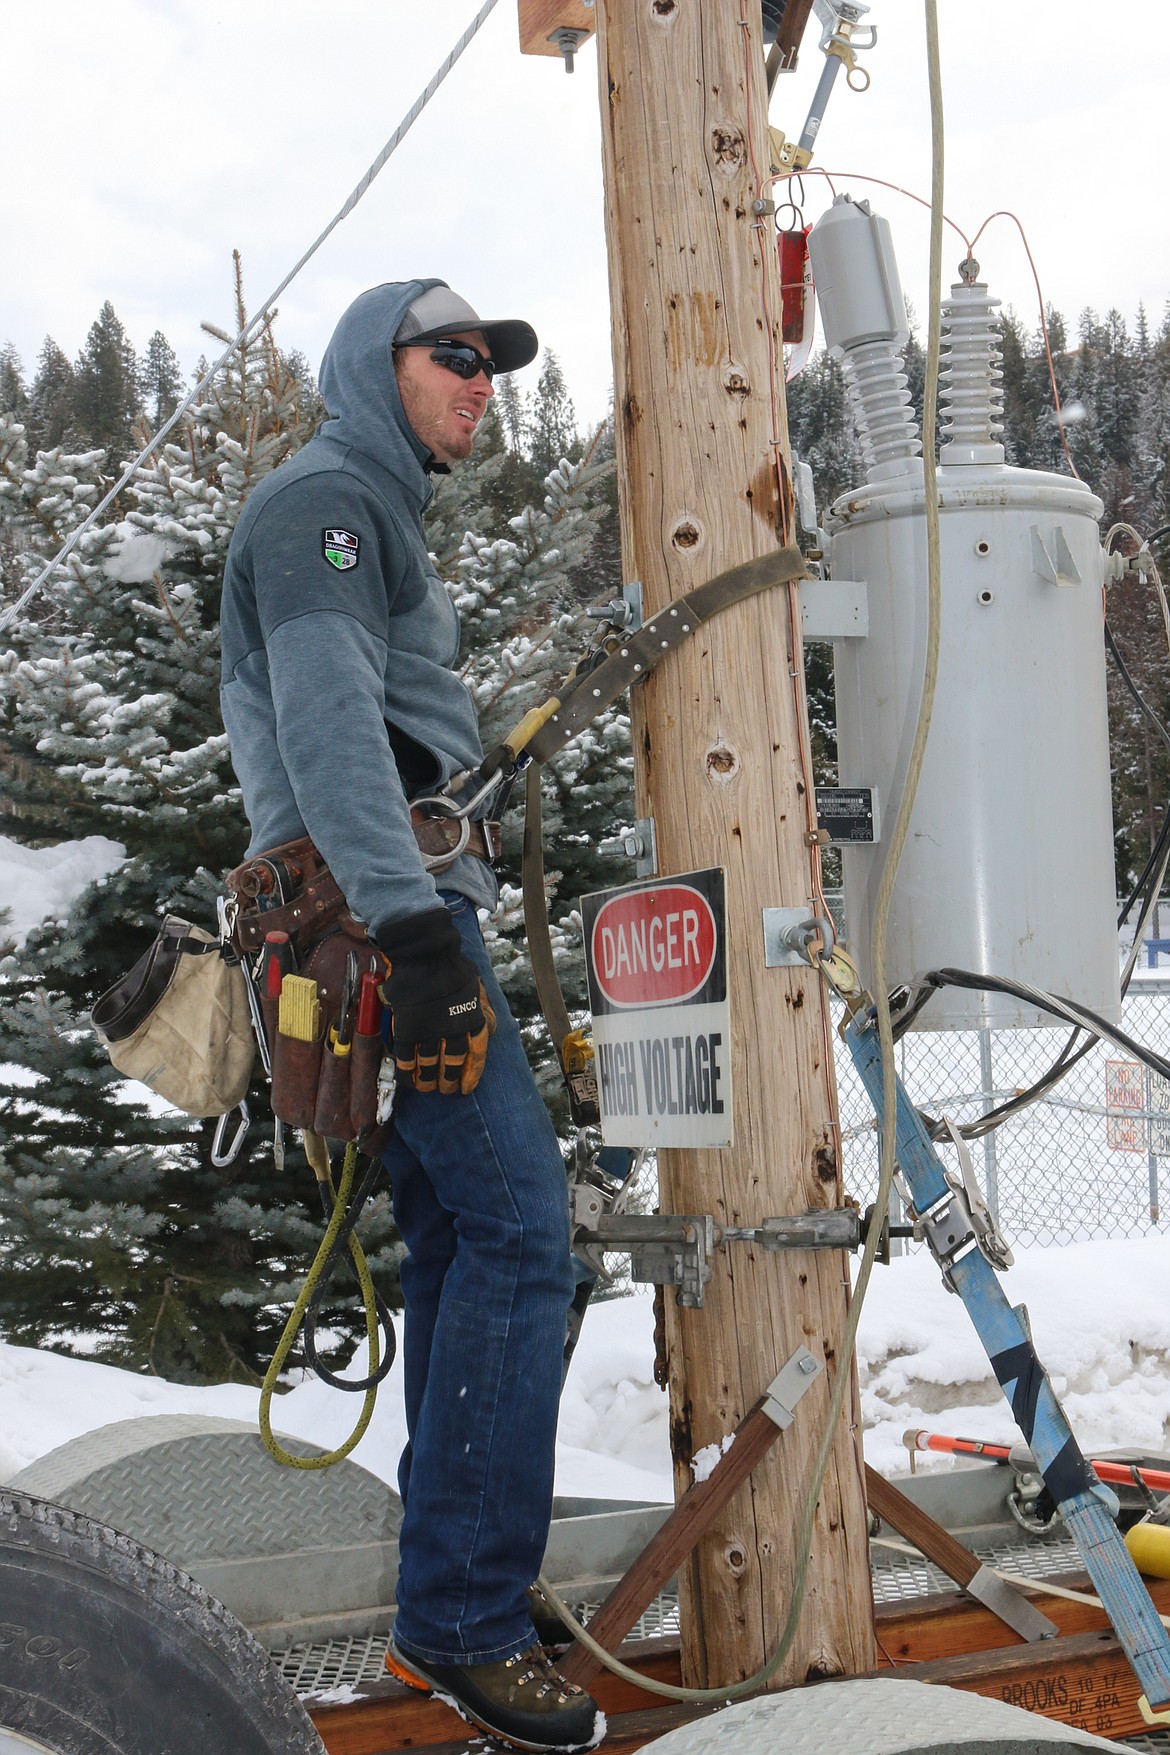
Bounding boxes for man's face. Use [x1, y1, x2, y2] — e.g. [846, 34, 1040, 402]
[394, 328, 495, 465]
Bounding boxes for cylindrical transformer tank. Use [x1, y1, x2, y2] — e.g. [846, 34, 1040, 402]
[811, 219, 1121, 1031]
[829, 462, 1119, 1031]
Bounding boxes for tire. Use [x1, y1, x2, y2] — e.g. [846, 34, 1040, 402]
[0, 1492, 325, 1755]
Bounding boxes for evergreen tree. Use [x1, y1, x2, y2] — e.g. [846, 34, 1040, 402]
[0, 269, 401, 1383]
[28, 339, 76, 453]
[0, 265, 631, 1376]
[495, 373, 527, 455]
[525, 349, 580, 478]
[139, 330, 184, 432]
[72, 301, 142, 459]
[0, 345, 28, 423]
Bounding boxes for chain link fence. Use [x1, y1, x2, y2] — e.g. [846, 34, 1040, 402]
[593, 964, 1170, 1283]
[836, 975, 1170, 1247]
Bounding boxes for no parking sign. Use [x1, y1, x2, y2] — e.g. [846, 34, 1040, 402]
[580, 867, 732, 1148]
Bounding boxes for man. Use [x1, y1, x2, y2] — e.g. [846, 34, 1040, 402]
[220, 281, 603, 1752]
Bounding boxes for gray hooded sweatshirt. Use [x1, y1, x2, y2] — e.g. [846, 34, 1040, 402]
[219, 279, 496, 935]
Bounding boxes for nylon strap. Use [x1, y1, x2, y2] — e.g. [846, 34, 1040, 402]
[521, 545, 808, 767]
[522, 766, 601, 1128]
[520, 545, 808, 1121]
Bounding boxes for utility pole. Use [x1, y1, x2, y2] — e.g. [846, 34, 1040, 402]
[586, 1, 875, 1690]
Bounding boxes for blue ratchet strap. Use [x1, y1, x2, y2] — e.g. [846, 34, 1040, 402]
[843, 1009, 1170, 1711]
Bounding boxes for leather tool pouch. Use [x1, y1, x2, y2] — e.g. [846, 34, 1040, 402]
[225, 837, 387, 1145]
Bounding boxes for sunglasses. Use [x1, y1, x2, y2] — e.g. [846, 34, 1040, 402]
[394, 338, 497, 383]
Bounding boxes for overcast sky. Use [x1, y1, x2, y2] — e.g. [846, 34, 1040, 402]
[3, 2, 1165, 432]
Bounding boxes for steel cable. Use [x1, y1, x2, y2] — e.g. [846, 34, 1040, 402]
[0, 0, 502, 640]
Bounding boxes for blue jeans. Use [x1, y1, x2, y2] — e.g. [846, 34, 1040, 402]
[382, 894, 574, 1664]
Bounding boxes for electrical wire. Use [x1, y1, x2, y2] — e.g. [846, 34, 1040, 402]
[903, 968, 1170, 1086]
[739, 0, 841, 1128]
[966, 208, 1080, 479]
[0, 0, 502, 641]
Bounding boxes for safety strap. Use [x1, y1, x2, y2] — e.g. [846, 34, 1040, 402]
[519, 544, 808, 768]
[519, 544, 809, 1121]
[523, 766, 601, 1127]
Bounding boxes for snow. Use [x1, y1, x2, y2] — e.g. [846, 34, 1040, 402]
[0, 831, 125, 948]
[1, 1236, 1168, 1501]
[104, 523, 173, 584]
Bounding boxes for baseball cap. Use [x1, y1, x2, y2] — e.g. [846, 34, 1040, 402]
[394, 285, 538, 375]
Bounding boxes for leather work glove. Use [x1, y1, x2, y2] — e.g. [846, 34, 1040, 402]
[376, 908, 496, 1096]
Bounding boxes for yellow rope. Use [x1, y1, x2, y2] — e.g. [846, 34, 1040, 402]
[259, 1141, 382, 1469]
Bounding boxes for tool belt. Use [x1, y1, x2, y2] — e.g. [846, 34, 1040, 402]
[225, 815, 500, 959]
[223, 813, 497, 1147]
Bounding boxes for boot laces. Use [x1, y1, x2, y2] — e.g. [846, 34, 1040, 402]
[507, 1645, 584, 1703]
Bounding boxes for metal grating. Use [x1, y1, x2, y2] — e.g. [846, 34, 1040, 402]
[870, 1533, 1084, 1607]
[271, 1533, 1104, 1697]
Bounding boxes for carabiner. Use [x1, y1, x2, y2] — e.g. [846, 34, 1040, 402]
[211, 1098, 250, 1168]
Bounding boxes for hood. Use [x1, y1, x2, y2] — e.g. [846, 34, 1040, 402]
[318, 279, 447, 507]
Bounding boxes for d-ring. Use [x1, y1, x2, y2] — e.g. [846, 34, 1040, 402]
[412, 794, 472, 871]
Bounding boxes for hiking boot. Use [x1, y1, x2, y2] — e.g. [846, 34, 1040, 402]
[385, 1637, 605, 1752]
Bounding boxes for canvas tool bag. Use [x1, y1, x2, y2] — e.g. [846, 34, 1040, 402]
[91, 917, 255, 1118]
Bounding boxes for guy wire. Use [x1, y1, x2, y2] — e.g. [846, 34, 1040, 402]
[0, 0, 503, 640]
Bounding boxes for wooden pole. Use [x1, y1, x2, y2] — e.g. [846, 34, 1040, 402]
[590, 0, 875, 1689]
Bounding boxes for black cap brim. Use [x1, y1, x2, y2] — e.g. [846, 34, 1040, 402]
[409, 318, 538, 375]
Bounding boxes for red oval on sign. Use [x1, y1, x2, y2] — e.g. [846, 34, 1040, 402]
[591, 885, 717, 1009]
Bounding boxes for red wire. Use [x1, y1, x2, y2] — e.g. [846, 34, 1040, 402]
[968, 208, 1081, 480]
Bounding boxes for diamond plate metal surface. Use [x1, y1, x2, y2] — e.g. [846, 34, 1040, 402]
[638, 1679, 1133, 1754]
[9, 1415, 401, 1561]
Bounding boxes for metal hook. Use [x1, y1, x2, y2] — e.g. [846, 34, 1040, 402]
[410, 793, 473, 871]
[211, 1099, 250, 1168]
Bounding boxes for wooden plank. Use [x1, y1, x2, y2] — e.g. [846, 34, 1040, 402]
[592, 0, 875, 1694]
[309, 1576, 1170, 1752]
[874, 1572, 1170, 1668]
[897, 1630, 1150, 1743]
[866, 1466, 982, 1589]
[517, 0, 595, 59]
[392, 1703, 717, 1755]
[310, 1644, 687, 1755]
[559, 1400, 781, 1687]
[772, 0, 816, 72]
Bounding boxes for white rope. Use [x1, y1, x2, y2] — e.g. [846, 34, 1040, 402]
[0, 0, 502, 640]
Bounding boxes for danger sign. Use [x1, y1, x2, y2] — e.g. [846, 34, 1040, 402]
[581, 868, 732, 1148]
[590, 882, 718, 1008]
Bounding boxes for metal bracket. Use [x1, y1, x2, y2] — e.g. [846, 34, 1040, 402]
[964, 1564, 1059, 1643]
[762, 906, 830, 968]
[722, 1208, 862, 1251]
[598, 814, 657, 876]
[572, 1205, 867, 1307]
[623, 579, 644, 631]
[571, 1209, 715, 1308]
[762, 1346, 823, 1429]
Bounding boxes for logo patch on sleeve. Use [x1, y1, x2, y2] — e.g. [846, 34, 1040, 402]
[323, 528, 360, 571]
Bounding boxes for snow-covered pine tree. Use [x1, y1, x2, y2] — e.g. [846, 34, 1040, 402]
[430, 410, 634, 1122]
[28, 340, 76, 454]
[0, 262, 399, 1383]
[72, 302, 143, 461]
[140, 331, 184, 432]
